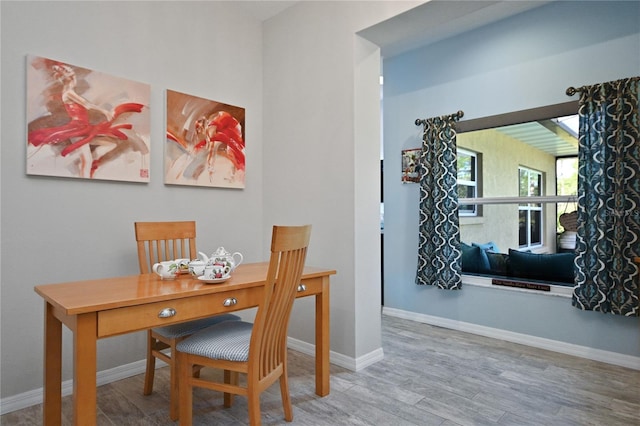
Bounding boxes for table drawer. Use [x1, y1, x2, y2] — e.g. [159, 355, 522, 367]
[98, 288, 261, 338]
[295, 276, 324, 296]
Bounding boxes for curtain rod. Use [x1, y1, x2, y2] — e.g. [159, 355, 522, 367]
[415, 110, 464, 126]
[567, 76, 640, 96]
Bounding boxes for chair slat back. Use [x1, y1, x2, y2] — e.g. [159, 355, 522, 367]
[249, 225, 311, 381]
[134, 221, 197, 274]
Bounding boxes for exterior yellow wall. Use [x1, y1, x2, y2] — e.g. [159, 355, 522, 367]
[458, 129, 558, 254]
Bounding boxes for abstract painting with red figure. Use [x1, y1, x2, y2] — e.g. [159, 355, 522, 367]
[165, 89, 245, 189]
[26, 55, 150, 182]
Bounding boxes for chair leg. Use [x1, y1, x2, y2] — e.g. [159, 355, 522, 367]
[279, 373, 293, 422]
[169, 343, 179, 421]
[223, 370, 238, 407]
[177, 352, 192, 425]
[143, 330, 156, 395]
[192, 364, 202, 379]
[248, 388, 262, 426]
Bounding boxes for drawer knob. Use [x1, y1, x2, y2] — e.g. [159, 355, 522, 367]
[223, 297, 237, 307]
[158, 308, 177, 318]
[297, 284, 306, 292]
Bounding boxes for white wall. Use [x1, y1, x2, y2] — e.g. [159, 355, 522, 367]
[261, 1, 418, 365]
[382, 1, 640, 359]
[0, 0, 265, 400]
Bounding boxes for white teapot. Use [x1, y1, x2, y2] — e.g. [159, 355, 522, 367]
[198, 246, 243, 271]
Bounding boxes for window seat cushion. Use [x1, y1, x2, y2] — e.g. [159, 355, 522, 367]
[508, 249, 575, 283]
[460, 242, 576, 285]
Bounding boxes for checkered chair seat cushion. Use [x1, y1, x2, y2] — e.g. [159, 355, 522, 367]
[176, 320, 253, 362]
[153, 314, 240, 339]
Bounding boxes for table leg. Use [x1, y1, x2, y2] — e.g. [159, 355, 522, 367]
[315, 276, 330, 396]
[43, 302, 62, 426]
[73, 313, 97, 425]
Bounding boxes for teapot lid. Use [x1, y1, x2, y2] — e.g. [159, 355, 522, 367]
[213, 246, 231, 256]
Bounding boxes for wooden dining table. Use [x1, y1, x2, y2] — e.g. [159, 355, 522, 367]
[35, 262, 336, 425]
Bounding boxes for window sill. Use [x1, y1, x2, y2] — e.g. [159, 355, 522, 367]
[460, 216, 485, 225]
[462, 274, 573, 298]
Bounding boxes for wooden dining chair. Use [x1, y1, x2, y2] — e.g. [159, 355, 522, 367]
[134, 221, 240, 420]
[176, 224, 312, 425]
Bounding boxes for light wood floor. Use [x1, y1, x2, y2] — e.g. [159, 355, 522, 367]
[3, 315, 639, 425]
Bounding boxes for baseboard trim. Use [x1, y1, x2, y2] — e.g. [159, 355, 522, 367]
[383, 306, 640, 371]
[287, 336, 383, 371]
[0, 358, 167, 415]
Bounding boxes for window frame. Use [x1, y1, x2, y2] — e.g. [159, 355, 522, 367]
[518, 166, 544, 249]
[457, 148, 480, 217]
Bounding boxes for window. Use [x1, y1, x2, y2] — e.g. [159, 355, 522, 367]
[454, 101, 579, 292]
[518, 167, 543, 248]
[457, 148, 479, 216]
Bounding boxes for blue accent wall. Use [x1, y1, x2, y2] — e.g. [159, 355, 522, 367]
[382, 1, 640, 357]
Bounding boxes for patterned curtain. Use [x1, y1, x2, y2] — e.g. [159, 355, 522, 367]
[572, 76, 640, 316]
[415, 111, 463, 290]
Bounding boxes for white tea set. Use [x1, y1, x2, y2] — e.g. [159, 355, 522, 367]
[152, 247, 243, 283]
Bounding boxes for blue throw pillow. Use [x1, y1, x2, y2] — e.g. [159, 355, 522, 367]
[472, 242, 500, 273]
[508, 249, 575, 283]
[460, 242, 482, 273]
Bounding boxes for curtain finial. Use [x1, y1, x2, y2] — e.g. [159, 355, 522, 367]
[566, 86, 578, 96]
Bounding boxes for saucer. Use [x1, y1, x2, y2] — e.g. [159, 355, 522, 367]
[197, 275, 231, 284]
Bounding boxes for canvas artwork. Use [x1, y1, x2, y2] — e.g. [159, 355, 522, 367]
[26, 55, 151, 182]
[402, 148, 421, 183]
[165, 89, 245, 188]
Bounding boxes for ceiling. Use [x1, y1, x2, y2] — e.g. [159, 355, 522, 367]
[496, 119, 579, 157]
[237, 1, 553, 50]
[358, 0, 554, 58]
[232, 0, 299, 21]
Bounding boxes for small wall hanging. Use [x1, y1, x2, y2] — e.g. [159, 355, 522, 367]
[26, 55, 151, 182]
[165, 89, 245, 189]
[401, 148, 421, 183]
